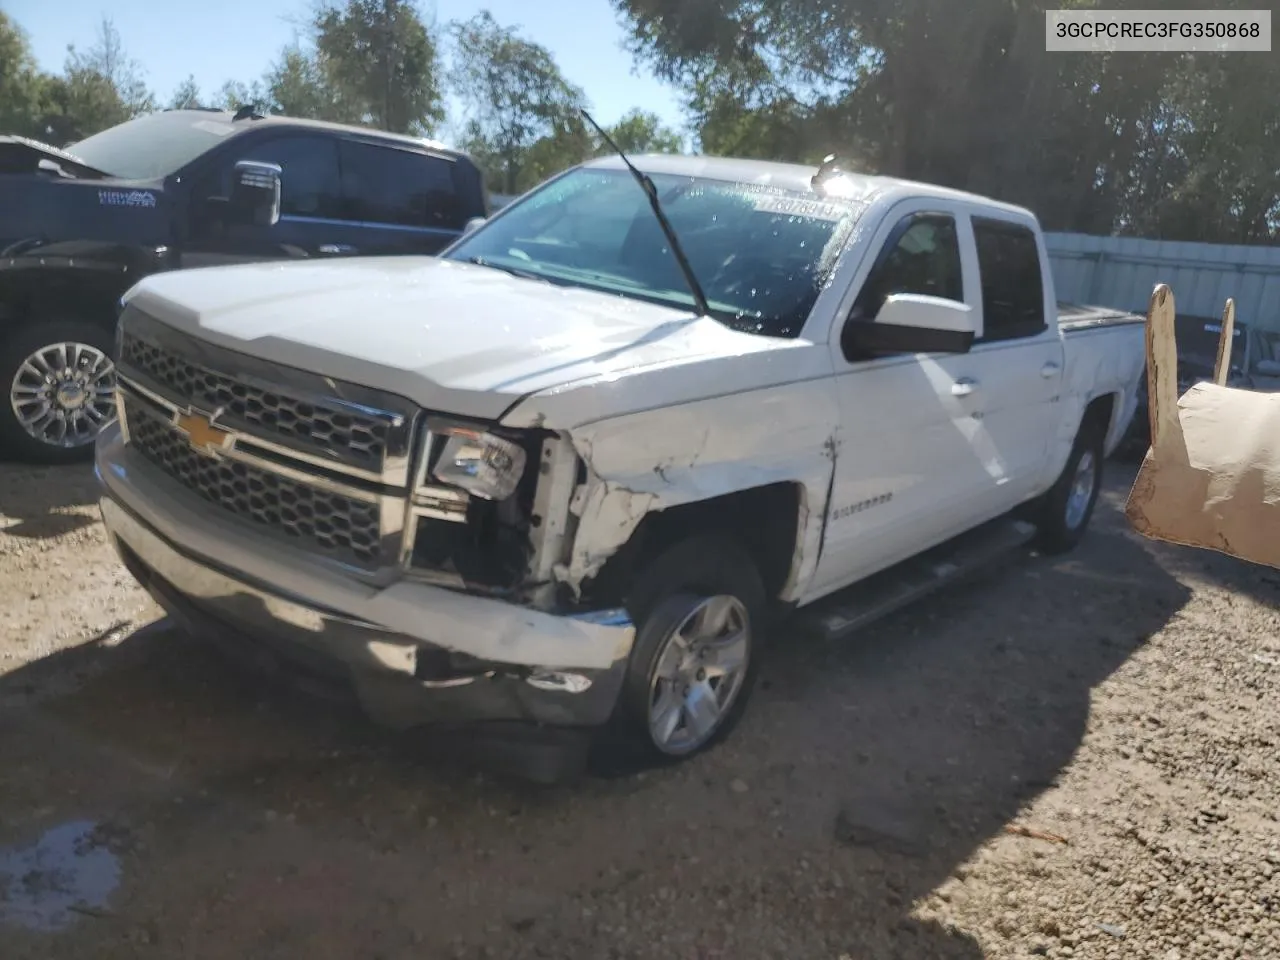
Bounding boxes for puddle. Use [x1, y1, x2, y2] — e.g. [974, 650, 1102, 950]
[0, 820, 121, 931]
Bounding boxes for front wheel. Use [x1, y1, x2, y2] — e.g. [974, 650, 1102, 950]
[0, 321, 118, 464]
[611, 535, 767, 764]
[1034, 422, 1106, 554]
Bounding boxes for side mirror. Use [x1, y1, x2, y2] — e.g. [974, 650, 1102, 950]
[844, 294, 979, 359]
[463, 216, 486, 236]
[228, 160, 282, 227]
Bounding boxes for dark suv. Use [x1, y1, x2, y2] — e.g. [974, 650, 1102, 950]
[0, 108, 488, 463]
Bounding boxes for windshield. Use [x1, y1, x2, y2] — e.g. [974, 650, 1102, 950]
[444, 168, 864, 338]
[66, 111, 237, 181]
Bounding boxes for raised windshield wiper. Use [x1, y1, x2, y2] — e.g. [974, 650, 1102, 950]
[579, 109, 710, 318]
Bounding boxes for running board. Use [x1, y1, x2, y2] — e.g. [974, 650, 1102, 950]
[799, 518, 1038, 642]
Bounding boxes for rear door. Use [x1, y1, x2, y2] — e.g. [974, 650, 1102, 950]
[961, 215, 1065, 503]
[337, 140, 470, 256]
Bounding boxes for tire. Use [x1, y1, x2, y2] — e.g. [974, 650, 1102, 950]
[1034, 420, 1106, 554]
[0, 320, 118, 465]
[607, 534, 767, 766]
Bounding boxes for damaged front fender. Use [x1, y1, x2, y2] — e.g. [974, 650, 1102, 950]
[543, 377, 842, 602]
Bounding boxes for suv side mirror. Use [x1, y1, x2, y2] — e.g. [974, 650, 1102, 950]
[463, 216, 486, 235]
[843, 294, 978, 359]
[228, 160, 282, 227]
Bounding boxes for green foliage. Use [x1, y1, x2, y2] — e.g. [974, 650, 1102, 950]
[48, 16, 156, 141]
[167, 76, 203, 110]
[448, 11, 590, 193]
[602, 108, 683, 154]
[260, 44, 353, 122]
[312, 0, 445, 134]
[0, 6, 687, 199]
[613, 0, 1280, 242]
[0, 13, 49, 139]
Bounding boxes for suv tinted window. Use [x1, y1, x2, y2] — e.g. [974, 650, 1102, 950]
[853, 213, 964, 319]
[234, 136, 343, 219]
[973, 218, 1045, 341]
[339, 141, 465, 230]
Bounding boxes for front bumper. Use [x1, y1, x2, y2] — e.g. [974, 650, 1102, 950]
[96, 425, 635, 730]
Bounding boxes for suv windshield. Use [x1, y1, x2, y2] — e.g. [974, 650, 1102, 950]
[444, 167, 865, 338]
[67, 111, 237, 181]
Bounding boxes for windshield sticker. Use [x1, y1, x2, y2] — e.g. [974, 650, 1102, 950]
[99, 189, 157, 208]
[192, 120, 235, 137]
[752, 195, 849, 221]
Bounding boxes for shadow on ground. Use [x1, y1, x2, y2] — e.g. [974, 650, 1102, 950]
[0, 477, 1194, 960]
[0, 463, 101, 539]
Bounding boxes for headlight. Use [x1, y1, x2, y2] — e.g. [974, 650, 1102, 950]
[431, 426, 527, 501]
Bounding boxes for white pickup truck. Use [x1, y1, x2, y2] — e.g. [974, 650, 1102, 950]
[95, 154, 1146, 767]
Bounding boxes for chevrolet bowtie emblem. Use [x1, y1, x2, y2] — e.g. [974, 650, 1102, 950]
[175, 411, 231, 456]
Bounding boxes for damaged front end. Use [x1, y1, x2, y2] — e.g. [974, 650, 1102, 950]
[403, 416, 664, 636]
[402, 420, 585, 609]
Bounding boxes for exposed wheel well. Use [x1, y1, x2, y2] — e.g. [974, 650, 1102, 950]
[577, 482, 805, 612]
[1082, 392, 1116, 443]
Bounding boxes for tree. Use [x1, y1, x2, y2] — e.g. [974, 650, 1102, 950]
[65, 17, 155, 119]
[601, 108, 683, 154]
[448, 11, 589, 193]
[312, 0, 445, 133]
[167, 75, 203, 110]
[0, 12, 50, 139]
[262, 44, 354, 121]
[216, 79, 268, 112]
[613, 0, 1280, 242]
[38, 17, 156, 143]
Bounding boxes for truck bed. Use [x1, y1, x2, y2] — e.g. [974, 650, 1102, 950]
[1057, 302, 1145, 331]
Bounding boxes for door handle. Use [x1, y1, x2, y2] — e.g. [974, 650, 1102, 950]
[318, 243, 357, 255]
[951, 377, 979, 397]
[1041, 361, 1061, 378]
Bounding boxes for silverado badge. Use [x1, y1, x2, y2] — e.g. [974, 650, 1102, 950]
[175, 411, 231, 456]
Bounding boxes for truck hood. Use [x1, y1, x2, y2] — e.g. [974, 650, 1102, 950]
[125, 257, 794, 422]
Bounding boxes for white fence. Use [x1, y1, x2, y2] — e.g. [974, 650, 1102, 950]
[1046, 232, 1280, 333]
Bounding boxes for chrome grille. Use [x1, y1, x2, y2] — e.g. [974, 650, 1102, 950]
[119, 332, 391, 471]
[125, 398, 383, 567]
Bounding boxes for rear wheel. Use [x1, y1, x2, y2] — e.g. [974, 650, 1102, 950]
[0, 321, 117, 464]
[1034, 421, 1106, 554]
[610, 535, 766, 764]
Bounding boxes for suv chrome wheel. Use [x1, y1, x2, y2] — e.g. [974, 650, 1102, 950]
[9, 342, 117, 449]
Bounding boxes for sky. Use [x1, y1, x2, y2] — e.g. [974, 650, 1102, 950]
[6, 0, 688, 140]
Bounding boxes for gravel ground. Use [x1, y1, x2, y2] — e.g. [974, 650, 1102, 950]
[0, 459, 1277, 959]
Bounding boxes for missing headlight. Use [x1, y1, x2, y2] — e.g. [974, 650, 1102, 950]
[406, 420, 546, 592]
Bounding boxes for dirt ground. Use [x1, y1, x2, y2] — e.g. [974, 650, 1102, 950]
[0, 458, 1277, 960]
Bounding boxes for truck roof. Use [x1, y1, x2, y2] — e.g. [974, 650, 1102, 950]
[164, 109, 467, 159]
[582, 153, 1037, 222]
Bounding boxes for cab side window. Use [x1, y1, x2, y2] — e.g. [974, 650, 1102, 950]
[972, 217, 1046, 341]
[851, 213, 964, 322]
[338, 141, 466, 231]
[226, 136, 343, 220]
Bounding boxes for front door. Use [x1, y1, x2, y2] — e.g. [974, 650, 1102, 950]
[809, 206, 995, 598]
[181, 134, 360, 268]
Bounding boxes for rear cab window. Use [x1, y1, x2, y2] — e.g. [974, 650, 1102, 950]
[971, 216, 1046, 342]
[338, 141, 469, 232]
